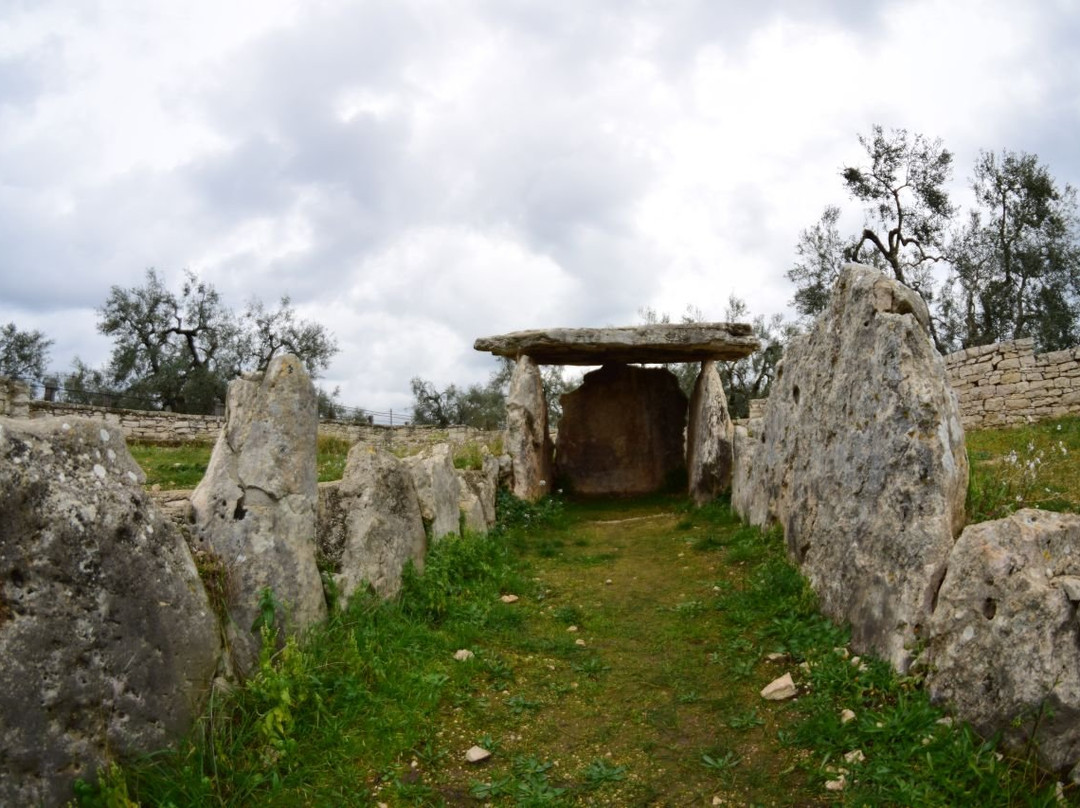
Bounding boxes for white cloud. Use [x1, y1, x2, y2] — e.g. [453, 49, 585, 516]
[1, 0, 1078, 410]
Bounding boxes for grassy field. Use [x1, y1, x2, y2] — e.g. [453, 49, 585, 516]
[78, 414, 1080, 807]
[128, 434, 503, 489]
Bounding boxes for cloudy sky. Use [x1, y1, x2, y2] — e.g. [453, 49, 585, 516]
[2, 0, 1079, 417]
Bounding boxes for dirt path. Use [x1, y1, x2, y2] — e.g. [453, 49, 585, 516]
[418, 498, 824, 807]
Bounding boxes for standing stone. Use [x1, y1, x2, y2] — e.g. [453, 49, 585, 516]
[402, 443, 461, 540]
[457, 454, 500, 535]
[926, 510, 1080, 774]
[686, 360, 734, 505]
[506, 355, 553, 501]
[317, 445, 426, 604]
[733, 265, 968, 671]
[556, 364, 688, 496]
[0, 418, 221, 808]
[190, 355, 325, 673]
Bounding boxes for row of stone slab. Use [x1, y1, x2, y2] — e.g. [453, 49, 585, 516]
[0, 355, 504, 808]
[732, 264, 1080, 779]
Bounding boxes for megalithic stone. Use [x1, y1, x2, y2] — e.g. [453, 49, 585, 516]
[687, 360, 734, 505]
[191, 354, 326, 675]
[505, 355, 552, 502]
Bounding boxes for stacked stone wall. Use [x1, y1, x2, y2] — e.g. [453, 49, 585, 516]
[21, 398, 499, 450]
[0, 378, 30, 418]
[28, 400, 224, 442]
[944, 338, 1080, 429]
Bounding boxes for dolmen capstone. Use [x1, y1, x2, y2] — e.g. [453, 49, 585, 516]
[475, 323, 759, 500]
[191, 354, 326, 674]
[733, 264, 968, 671]
[0, 417, 221, 808]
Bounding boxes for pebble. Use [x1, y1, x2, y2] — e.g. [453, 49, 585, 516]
[500, 594, 519, 604]
[760, 672, 797, 700]
[465, 746, 492, 763]
[840, 708, 856, 724]
[453, 649, 475, 661]
[567, 625, 579, 633]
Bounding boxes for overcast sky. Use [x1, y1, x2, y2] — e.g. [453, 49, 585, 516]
[2, 0, 1079, 416]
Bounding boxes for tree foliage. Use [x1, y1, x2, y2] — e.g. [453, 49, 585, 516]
[0, 322, 53, 382]
[94, 269, 338, 413]
[639, 301, 795, 419]
[786, 205, 848, 322]
[790, 125, 1080, 355]
[844, 125, 955, 290]
[942, 150, 1080, 351]
[717, 296, 798, 419]
[410, 359, 577, 430]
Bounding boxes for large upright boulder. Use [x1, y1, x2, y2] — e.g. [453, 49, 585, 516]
[556, 364, 688, 495]
[402, 443, 461, 540]
[0, 417, 221, 808]
[927, 510, 1080, 774]
[317, 445, 426, 603]
[686, 360, 734, 505]
[190, 355, 325, 672]
[457, 454, 500, 535]
[506, 355, 553, 501]
[734, 265, 967, 670]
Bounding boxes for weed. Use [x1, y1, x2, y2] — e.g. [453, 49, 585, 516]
[191, 548, 233, 624]
[551, 604, 583, 625]
[506, 694, 541, 717]
[701, 749, 741, 772]
[727, 708, 765, 730]
[571, 657, 611, 679]
[580, 757, 628, 788]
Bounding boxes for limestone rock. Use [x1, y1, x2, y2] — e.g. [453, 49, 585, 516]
[733, 265, 968, 671]
[686, 360, 734, 505]
[465, 745, 492, 763]
[731, 420, 765, 527]
[457, 454, 499, 535]
[474, 323, 760, 364]
[556, 364, 687, 495]
[317, 445, 426, 604]
[190, 355, 325, 673]
[403, 444, 461, 540]
[0, 417, 221, 808]
[458, 480, 487, 535]
[926, 509, 1080, 774]
[760, 672, 797, 700]
[506, 355, 553, 501]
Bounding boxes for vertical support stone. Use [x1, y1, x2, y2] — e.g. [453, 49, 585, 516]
[505, 354, 552, 501]
[191, 354, 326, 675]
[686, 360, 734, 505]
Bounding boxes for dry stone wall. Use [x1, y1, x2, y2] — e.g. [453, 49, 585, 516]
[21, 398, 497, 449]
[945, 338, 1080, 429]
[0, 379, 30, 418]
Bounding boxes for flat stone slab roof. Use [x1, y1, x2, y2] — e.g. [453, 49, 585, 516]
[474, 323, 760, 365]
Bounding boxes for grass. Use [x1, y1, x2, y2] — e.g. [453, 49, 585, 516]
[79, 482, 1075, 806]
[128, 434, 361, 488]
[88, 417, 1080, 806]
[966, 414, 1080, 521]
[127, 441, 214, 489]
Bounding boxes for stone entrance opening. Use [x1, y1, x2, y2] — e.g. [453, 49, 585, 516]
[474, 323, 760, 503]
